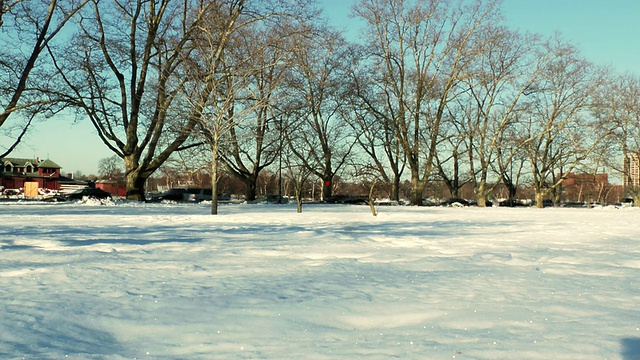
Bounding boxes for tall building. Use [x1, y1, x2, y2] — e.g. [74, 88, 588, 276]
[623, 153, 640, 188]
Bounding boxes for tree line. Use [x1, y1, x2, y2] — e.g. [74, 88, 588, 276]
[2, 0, 640, 213]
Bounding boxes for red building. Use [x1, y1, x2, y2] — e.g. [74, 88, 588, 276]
[1, 157, 62, 192]
[95, 179, 126, 197]
[561, 172, 620, 204]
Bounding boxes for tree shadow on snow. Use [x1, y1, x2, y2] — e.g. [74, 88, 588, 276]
[45, 225, 206, 247]
[0, 240, 39, 250]
[622, 338, 640, 360]
[328, 219, 528, 240]
[0, 310, 125, 358]
[59, 236, 203, 247]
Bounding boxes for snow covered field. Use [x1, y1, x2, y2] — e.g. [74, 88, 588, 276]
[1, 201, 639, 359]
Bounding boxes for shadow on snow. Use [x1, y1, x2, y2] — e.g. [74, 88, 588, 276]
[622, 338, 640, 360]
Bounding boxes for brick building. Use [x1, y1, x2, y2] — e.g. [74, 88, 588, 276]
[1, 157, 61, 192]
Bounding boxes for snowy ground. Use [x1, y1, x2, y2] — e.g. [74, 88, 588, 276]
[1, 201, 639, 359]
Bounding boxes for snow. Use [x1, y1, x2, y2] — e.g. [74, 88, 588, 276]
[1, 201, 640, 359]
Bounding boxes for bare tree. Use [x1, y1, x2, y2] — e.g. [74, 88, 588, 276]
[521, 38, 611, 207]
[593, 73, 640, 204]
[456, 27, 547, 206]
[193, 83, 236, 215]
[285, 25, 357, 201]
[0, 0, 87, 157]
[219, 21, 296, 202]
[50, 0, 244, 201]
[98, 155, 124, 180]
[185, 0, 314, 213]
[159, 146, 212, 188]
[281, 138, 313, 213]
[347, 51, 406, 202]
[352, 0, 501, 205]
[180, 1, 253, 214]
[433, 104, 472, 200]
[493, 135, 527, 203]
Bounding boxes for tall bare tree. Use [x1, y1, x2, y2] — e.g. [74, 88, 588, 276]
[456, 27, 547, 206]
[50, 0, 244, 200]
[185, 0, 315, 213]
[0, 0, 87, 157]
[347, 49, 406, 202]
[219, 21, 295, 202]
[521, 38, 610, 207]
[593, 73, 640, 204]
[285, 25, 356, 201]
[353, 0, 500, 205]
[178, 1, 255, 214]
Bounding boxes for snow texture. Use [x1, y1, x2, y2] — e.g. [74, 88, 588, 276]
[1, 201, 639, 359]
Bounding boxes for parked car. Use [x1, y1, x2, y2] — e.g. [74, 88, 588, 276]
[560, 201, 586, 208]
[439, 198, 469, 207]
[498, 199, 526, 207]
[148, 188, 229, 203]
[263, 195, 289, 204]
[469, 199, 493, 207]
[184, 188, 213, 202]
[149, 188, 188, 202]
[620, 198, 635, 207]
[64, 188, 112, 201]
[325, 195, 368, 205]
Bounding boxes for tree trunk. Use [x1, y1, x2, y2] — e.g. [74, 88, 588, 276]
[475, 182, 487, 207]
[391, 175, 401, 202]
[508, 183, 517, 200]
[125, 169, 147, 201]
[322, 178, 332, 201]
[553, 188, 562, 206]
[243, 178, 257, 202]
[368, 182, 377, 216]
[210, 146, 219, 215]
[410, 173, 425, 206]
[296, 191, 303, 213]
[123, 154, 148, 201]
[476, 197, 487, 207]
[535, 192, 545, 209]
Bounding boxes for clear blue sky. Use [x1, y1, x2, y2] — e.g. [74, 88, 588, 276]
[12, 0, 640, 175]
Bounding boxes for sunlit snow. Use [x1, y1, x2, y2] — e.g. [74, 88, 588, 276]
[1, 201, 639, 359]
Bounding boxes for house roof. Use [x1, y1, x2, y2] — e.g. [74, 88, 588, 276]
[36, 159, 61, 169]
[1, 157, 61, 169]
[2, 157, 35, 167]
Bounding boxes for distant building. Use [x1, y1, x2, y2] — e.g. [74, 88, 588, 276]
[95, 179, 126, 197]
[563, 172, 609, 188]
[623, 153, 640, 188]
[1, 157, 61, 191]
[58, 174, 89, 193]
[562, 172, 611, 203]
